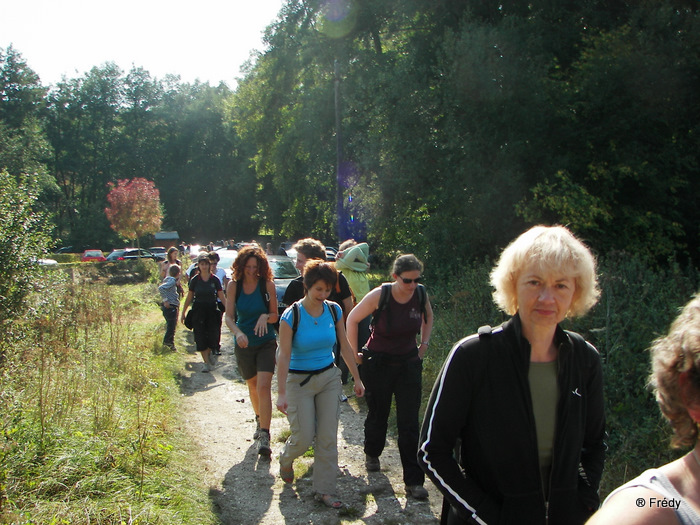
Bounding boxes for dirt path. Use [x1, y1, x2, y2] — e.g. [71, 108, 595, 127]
[176, 328, 443, 524]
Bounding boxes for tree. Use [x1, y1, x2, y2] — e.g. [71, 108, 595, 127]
[104, 178, 163, 246]
[0, 170, 50, 324]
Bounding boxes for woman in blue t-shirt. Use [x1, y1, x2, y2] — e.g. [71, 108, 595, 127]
[276, 260, 364, 509]
[225, 246, 278, 458]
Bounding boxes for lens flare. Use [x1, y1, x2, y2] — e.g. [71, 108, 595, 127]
[317, 0, 357, 39]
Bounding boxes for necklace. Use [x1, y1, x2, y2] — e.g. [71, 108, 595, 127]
[301, 299, 321, 324]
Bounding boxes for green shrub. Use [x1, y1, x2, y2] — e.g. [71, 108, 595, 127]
[0, 171, 51, 325]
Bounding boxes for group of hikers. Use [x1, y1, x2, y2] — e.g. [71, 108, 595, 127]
[157, 227, 700, 524]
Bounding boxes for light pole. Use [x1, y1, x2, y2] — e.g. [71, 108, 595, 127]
[334, 59, 344, 241]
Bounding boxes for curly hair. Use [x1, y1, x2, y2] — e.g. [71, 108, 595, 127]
[303, 260, 337, 291]
[232, 246, 273, 283]
[490, 225, 600, 318]
[650, 294, 700, 448]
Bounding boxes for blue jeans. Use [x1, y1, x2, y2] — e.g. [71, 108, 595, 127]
[161, 305, 178, 347]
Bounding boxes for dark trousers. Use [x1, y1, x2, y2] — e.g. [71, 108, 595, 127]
[192, 303, 221, 352]
[162, 305, 178, 347]
[362, 352, 424, 486]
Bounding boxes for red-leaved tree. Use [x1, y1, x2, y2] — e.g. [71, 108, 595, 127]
[105, 178, 163, 246]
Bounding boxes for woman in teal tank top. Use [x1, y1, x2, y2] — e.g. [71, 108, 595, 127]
[225, 246, 278, 458]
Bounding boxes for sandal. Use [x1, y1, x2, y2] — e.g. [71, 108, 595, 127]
[280, 462, 294, 483]
[314, 492, 343, 509]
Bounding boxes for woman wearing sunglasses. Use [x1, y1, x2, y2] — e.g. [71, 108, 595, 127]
[346, 253, 434, 500]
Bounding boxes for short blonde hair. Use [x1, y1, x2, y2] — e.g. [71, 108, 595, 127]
[490, 225, 600, 317]
[650, 294, 700, 448]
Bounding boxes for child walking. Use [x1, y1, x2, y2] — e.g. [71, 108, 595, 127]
[159, 264, 181, 350]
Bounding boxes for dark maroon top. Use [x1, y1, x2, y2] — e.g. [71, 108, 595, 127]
[366, 289, 422, 356]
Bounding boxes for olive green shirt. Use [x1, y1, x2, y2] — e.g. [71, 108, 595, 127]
[529, 360, 559, 497]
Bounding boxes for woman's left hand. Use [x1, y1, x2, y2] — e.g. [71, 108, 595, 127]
[353, 381, 365, 398]
[254, 314, 269, 336]
[418, 343, 428, 360]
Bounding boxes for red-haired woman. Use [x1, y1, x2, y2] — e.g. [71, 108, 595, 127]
[225, 246, 278, 458]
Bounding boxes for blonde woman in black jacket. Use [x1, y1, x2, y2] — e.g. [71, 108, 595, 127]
[418, 225, 605, 525]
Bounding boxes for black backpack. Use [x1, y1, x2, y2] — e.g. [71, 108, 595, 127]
[234, 279, 270, 320]
[290, 300, 340, 335]
[371, 282, 427, 327]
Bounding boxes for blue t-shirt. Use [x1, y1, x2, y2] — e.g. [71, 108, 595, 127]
[235, 280, 276, 346]
[281, 301, 341, 371]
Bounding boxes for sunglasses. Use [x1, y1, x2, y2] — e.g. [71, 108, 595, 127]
[400, 276, 423, 284]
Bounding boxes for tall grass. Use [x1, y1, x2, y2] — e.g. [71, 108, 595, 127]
[0, 268, 213, 524]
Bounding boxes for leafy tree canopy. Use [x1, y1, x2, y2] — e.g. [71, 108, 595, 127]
[104, 178, 163, 244]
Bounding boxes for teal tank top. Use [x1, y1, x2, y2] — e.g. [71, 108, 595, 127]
[236, 281, 276, 346]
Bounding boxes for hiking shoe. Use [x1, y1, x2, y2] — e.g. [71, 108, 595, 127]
[406, 485, 429, 500]
[258, 430, 271, 458]
[208, 352, 218, 368]
[253, 417, 261, 440]
[280, 458, 294, 483]
[365, 454, 380, 472]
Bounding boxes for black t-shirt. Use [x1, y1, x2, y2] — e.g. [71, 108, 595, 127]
[189, 274, 222, 304]
[283, 272, 352, 313]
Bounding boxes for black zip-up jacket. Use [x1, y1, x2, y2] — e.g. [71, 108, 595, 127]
[418, 314, 605, 525]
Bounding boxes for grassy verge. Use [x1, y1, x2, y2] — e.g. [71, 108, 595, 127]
[0, 269, 214, 524]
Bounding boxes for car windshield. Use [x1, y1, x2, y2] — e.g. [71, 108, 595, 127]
[217, 250, 238, 272]
[85, 250, 102, 256]
[271, 259, 299, 279]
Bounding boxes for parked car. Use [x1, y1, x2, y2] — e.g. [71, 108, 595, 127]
[148, 247, 167, 261]
[81, 249, 106, 262]
[218, 249, 239, 280]
[269, 255, 301, 316]
[105, 248, 158, 262]
[54, 246, 73, 254]
[32, 257, 58, 266]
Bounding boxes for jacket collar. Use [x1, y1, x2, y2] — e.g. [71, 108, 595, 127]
[505, 313, 574, 362]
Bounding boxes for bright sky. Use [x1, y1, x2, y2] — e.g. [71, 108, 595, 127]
[1, 0, 286, 88]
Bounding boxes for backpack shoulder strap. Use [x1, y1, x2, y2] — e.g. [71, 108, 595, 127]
[478, 325, 492, 337]
[371, 283, 392, 326]
[259, 278, 270, 311]
[416, 283, 427, 322]
[234, 279, 242, 303]
[326, 300, 339, 325]
[292, 302, 300, 334]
